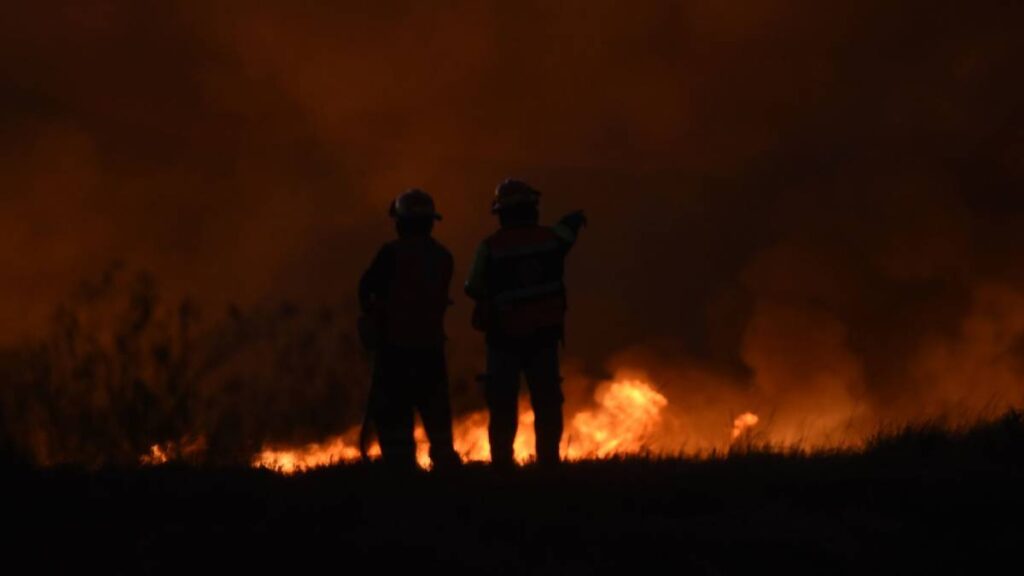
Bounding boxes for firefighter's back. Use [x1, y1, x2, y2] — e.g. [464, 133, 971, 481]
[383, 235, 453, 349]
[483, 224, 568, 343]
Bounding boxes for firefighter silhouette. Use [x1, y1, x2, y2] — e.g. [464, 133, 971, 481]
[358, 189, 460, 470]
[465, 179, 586, 467]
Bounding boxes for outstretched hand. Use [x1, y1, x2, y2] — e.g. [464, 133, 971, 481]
[561, 209, 588, 232]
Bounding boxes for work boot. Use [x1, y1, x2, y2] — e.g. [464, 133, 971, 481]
[490, 450, 516, 473]
[429, 448, 463, 473]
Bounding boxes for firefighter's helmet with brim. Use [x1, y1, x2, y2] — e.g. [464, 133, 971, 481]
[492, 178, 540, 214]
[389, 188, 442, 220]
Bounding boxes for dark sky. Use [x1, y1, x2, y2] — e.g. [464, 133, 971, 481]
[3, 1, 1024, 451]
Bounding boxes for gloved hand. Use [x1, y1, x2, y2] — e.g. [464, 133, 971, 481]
[559, 210, 588, 234]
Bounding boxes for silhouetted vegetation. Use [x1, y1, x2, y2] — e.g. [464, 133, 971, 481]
[0, 264, 370, 467]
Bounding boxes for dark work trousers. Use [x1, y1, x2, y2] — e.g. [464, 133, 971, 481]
[485, 339, 564, 467]
[370, 345, 460, 469]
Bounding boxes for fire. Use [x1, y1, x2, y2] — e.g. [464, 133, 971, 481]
[140, 436, 207, 466]
[731, 412, 760, 440]
[253, 436, 370, 474]
[567, 379, 668, 458]
[252, 428, 442, 473]
[450, 404, 538, 464]
[447, 379, 670, 465]
[140, 444, 169, 465]
[252, 378, 673, 473]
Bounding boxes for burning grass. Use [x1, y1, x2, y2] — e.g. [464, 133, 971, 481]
[250, 378, 676, 472]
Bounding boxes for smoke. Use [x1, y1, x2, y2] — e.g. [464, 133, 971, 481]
[2, 1, 1024, 462]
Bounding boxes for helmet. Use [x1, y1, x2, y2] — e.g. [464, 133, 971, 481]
[491, 178, 540, 214]
[389, 188, 442, 220]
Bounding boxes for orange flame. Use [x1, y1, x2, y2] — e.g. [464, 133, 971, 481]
[140, 444, 169, 465]
[140, 436, 207, 466]
[731, 411, 760, 440]
[567, 379, 668, 458]
[252, 437, 370, 474]
[252, 378, 673, 473]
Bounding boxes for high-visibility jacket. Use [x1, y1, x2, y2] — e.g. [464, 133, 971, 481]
[466, 223, 576, 340]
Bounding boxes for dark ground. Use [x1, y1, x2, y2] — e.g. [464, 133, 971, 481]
[7, 413, 1023, 575]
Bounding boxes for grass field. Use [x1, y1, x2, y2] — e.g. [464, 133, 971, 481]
[8, 412, 1023, 574]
